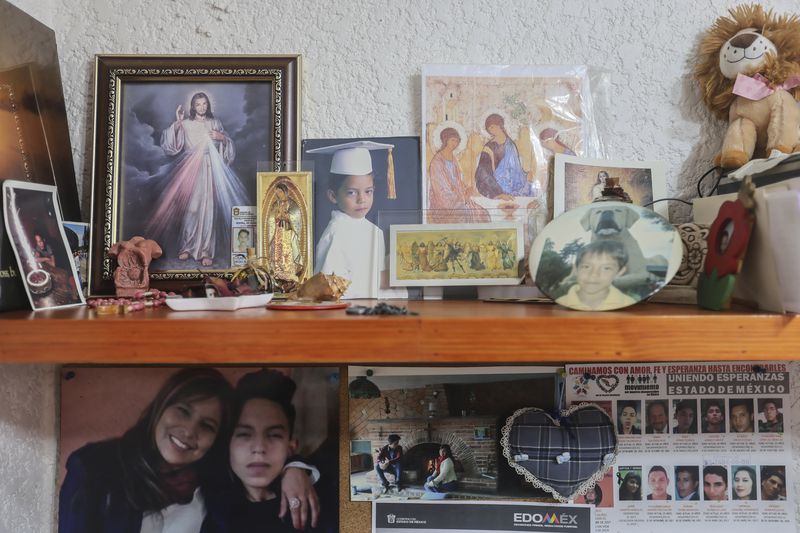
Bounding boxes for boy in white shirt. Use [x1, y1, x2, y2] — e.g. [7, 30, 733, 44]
[308, 141, 406, 299]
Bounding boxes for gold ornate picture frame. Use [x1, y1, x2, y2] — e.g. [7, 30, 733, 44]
[88, 54, 300, 295]
[256, 171, 313, 286]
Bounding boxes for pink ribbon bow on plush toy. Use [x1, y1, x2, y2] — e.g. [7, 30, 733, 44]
[733, 73, 800, 101]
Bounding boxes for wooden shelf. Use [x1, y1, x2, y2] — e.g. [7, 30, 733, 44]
[0, 301, 796, 364]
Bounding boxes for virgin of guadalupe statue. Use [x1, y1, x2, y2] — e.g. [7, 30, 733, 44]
[266, 182, 304, 283]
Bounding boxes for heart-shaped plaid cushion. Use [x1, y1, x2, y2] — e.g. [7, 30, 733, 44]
[501, 404, 617, 502]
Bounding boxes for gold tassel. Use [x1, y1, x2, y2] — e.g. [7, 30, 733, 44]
[387, 147, 396, 199]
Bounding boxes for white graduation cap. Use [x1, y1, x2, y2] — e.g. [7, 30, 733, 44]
[306, 140, 397, 199]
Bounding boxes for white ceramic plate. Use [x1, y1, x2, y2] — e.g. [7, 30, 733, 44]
[165, 293, 273, 312]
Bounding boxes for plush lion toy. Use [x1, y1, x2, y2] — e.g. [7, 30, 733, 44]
[694, 4, 800, 169]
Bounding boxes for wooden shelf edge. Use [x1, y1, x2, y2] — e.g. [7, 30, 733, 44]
[0, 301, 796, 363]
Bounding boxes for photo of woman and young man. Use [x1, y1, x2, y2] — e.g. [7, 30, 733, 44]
[58, 366, 339, 533]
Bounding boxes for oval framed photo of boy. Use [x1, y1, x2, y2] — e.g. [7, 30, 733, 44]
[528, 201, 682, 311]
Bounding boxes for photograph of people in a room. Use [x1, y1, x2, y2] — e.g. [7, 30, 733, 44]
[347, 366, 559, 501]
[58, 366, 340, 533]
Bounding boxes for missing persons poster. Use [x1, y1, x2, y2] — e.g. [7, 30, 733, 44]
[374, 500, 592, 533]
[566, 362, 792, 533]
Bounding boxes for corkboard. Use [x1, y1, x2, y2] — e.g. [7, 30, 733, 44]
[339, 366, 372, 533]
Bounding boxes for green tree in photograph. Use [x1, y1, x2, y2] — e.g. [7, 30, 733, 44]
[535, 238, 575, 295]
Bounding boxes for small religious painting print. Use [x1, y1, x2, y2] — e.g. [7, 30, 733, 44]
[422, 65, 599, 248]
[554, 154, 668, 218]
[390, 222, 524, 287]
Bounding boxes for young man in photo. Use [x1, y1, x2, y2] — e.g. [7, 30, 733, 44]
[759, 399, 784, 432]
[729, 399, 754, 433]
[703, 465, 728, 501]
[701, 400, 725, 433]
[374, 434, 403, 493]
[672, 400, 697, 434]
[675, 466, 700, 500]
[646, 466, 671, 500]
[761, 468, 786, 501]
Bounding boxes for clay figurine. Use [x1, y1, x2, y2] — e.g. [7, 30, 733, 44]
[107, 237, 163, 297]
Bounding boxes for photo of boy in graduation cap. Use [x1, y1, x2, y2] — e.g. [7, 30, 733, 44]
[303, 138, 421, 299]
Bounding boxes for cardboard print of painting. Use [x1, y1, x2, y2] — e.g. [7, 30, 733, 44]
[554, 155, 668, 218]
[347, 366, 559, 502]
[390, 222, 524, 286]
[529, 202, 682, 311]
[59, 366, 340, 533]
[423, 65, 596, 247]
[2, 181, 84, 310]
[256, 172, 313, 284]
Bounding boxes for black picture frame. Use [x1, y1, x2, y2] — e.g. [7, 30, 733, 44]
[89, 54, 300, 295]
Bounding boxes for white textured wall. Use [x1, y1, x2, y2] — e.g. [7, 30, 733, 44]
[3, 0, 800, 531]
[0, 365, 58, 533]
[45, 0, 798, 221]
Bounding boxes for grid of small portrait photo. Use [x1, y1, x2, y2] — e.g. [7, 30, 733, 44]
[700, 464, 788, 501]
[614, 464, 788, 503]
[612, 397, 782, 436]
